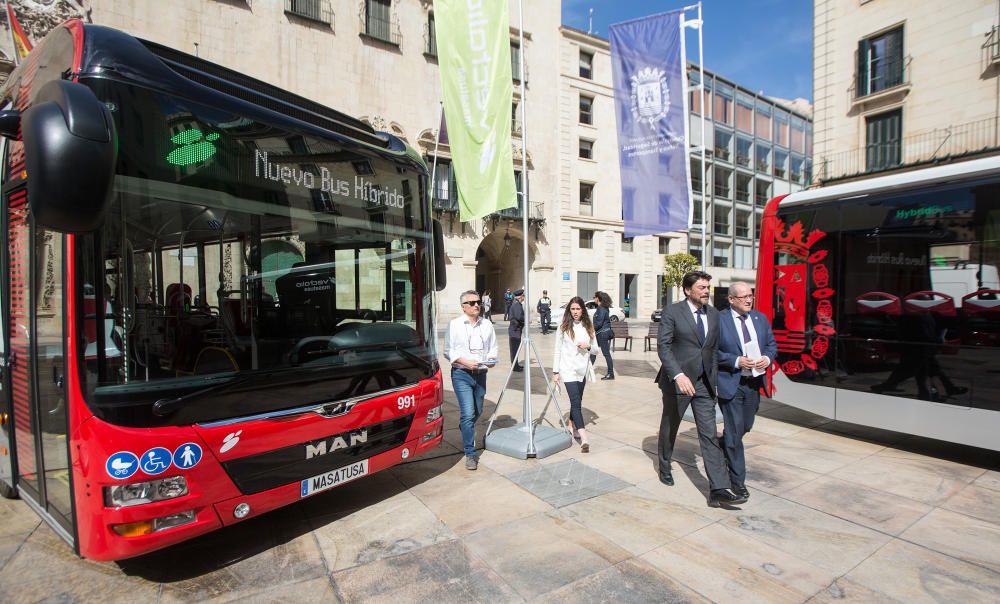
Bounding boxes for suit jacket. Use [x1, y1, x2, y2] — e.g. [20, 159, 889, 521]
[717, 308, 778, 400]
[654, 300, 720, 395]
[508, 300, 525, 338]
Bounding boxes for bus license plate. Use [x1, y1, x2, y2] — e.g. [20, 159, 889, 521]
[300, 459, 369, 497]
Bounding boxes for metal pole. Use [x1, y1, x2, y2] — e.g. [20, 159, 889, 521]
[428, 102, 443, 210]
[698, 2, 708, 272]
[4, 0, 21, 66]
[517, 0, 533, 454]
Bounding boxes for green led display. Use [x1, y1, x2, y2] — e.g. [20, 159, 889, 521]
[166, 128, 221, 166]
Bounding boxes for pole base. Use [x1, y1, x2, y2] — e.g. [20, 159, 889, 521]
[485, 423, 573, 459]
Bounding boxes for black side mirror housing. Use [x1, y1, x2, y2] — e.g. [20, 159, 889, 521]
[21, 79, 117, 233]
[433, 218, 447, 292]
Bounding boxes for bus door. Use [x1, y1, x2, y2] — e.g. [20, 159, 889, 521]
[4, 187, 75, 542]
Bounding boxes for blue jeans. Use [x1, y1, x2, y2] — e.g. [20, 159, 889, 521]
[451, 367, 487, 457]
[565, 380, 586, 429]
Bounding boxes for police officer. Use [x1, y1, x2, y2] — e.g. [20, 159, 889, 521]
[537, 290, 553, 334]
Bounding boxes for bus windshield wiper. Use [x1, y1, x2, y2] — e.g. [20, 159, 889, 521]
[152, 375, 253, 416]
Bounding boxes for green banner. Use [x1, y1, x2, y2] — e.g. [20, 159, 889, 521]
[434, 0, 517, 221]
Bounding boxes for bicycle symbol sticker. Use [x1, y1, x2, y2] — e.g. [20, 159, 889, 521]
[172, 443, 203, 470]
[105, 451, 139, 480]
[140, 447, 172, 476]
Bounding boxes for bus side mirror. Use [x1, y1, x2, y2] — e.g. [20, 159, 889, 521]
[21, 79, 117, 233]
[433, 218, 447, 292]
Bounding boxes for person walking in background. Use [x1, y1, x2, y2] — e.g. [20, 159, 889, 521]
[655, 271, 746, 507]
[508, 288, 526, 371]
[537, 290, 553, 334]
[591, 291, 615, 380]
[503, 288, 513, 320]
[717, 282, 776, 501]
[444, 290, 498, 470]
[482, 290, 493, 322]
[553, 296, 598, 452]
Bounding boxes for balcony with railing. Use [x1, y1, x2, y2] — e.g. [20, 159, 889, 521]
[359, 1, 401, 46]
[285, 0, 333, 25]
[983, 25, 1000, 66]
[817, 115, 1000, 183]
[851, 55, 911, 105]
[493, 199, 545, 221]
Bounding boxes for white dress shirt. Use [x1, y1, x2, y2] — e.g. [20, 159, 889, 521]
[552, 321, 598, 382]
[729, 308, 769, 376]
[444, 314, 498, 367]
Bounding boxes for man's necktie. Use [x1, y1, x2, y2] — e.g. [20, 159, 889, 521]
[696, 309, 706, 346]
[739, 315, 752, 344]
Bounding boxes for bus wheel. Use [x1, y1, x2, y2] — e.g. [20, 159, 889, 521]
[0, 480, 17, 499]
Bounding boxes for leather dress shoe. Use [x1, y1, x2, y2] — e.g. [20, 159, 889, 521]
[601, 373, 615, 380]
[659, 472, 674, 486]
[708, 489, 748, 507]
[512, 365, 523, 372]
[732, 484, 750, 500]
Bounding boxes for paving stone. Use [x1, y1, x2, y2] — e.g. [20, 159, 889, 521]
[506, 458, 630, 508]
[534, 558, 709, 603]
[900, 508, 1000, 573]
[783, 475, 933, 536]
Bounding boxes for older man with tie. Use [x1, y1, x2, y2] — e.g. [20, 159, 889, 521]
[716, 281, 777, 500]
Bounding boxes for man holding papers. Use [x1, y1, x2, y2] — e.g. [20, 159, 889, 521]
[717, 282, 777, 500]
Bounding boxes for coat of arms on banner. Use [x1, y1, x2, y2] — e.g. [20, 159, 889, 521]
[630, 67, 669, 130]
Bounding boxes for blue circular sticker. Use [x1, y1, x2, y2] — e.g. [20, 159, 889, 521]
[172, 442, 203, 470]
[139, 447, 172, 476]
[105, 451, 139, 480]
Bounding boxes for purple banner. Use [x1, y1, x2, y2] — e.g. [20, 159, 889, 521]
[610, 11, 691, 238]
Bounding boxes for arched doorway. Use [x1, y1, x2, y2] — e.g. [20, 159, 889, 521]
[474, 224, 535, 319]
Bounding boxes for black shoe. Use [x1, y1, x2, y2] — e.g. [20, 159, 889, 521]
[708, 489, 747, 507]
[601, 374, 615, 380]
[512, 365, 523, 372]
[732, 485, 750, 500]
[659, 472, 674, 486]
[946, 386, 968, 396]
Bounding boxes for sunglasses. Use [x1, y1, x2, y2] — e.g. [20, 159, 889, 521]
[462, 300, 482, 306]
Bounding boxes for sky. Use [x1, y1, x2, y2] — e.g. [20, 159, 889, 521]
[561, 0, 813, 102]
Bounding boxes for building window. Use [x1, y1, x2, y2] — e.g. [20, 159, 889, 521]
[659, 237, 671, 254]
[755, 142, 771, 173]
[735, 172, 752, 202]
[866, 109, 902, 171]
[790, 117, 806, 153]
[714, 129, 732, 162]
[285, 0, 333, 24]
[713, 242, 731, 267]
[754, 210, 763, 240]
[755, 179, 771, 207]
[689, 237, 703, 263]
[621, 235, 634, 252]
[773, 110, 789, 147]
[425, 12, 437, 56]
[692, 199, 703, 227]
[579, 182, 594, 216]
[579, 138, 594, 159]
[714, 82, 733, 126]
[579, 94, 594, 125]
[689, 70, 710, 116]
[773, 150, 788, 179]
[736, 93, 754, 133]
[735, 209, 751, 238]
[512, 103, 521, 136]
[755, 101, 771, 142]
[790, 154, 804, 184]
[691, 158, 704, 193]
[805, 158, 813, 184]
[735, 244, 753, 269]
[579, 50, 593, 79]
[736, 136, 752, 168]
[362, 0, 399, 45]
[430, 160, 459, 212]
[858, 26, 904, 97]
[714, 166, 732, 199]
[511, 41, 522, 81]
[714, 205, 731, 236]
[579, 229, 594, 249]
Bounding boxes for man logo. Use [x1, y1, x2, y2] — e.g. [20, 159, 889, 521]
[305, 429, 369, 460]
[220, 430, 242, 454]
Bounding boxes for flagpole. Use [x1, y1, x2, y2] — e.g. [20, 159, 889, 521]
[429, 101, 443, 210]
[516, 0, 534, 454]
[4, 0, 21, 66]
[697, 2, 708, 272]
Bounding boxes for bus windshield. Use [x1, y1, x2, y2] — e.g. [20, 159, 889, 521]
[77, 79, 434, 427]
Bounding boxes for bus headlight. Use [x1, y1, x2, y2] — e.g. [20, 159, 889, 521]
[425, 405, 442, 423]
[104, 476, 188, 508]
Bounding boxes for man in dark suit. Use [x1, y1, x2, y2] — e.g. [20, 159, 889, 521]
[655, 271, 746, 507]
[509, 288, 525, 371]
[717, 282, 777, 501]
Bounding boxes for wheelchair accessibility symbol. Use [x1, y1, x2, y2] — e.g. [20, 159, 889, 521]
[172, 443, 203, 470]
[105, 451, 139, 480]
[140, 447, 172, 475]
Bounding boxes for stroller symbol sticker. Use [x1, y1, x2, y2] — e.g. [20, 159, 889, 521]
[105, 452, 139, 479]
[140, 447, 172, 475]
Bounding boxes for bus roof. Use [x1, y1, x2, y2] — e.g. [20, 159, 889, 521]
[779, 155, 1000, 208]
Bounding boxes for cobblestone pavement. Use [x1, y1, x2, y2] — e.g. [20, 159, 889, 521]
[1, 322, 998, 602]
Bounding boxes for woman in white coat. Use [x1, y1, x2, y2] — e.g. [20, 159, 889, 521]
[552, 296, 599, 452]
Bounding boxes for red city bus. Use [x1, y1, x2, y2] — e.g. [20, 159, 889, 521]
[756, 156, 1000, 451]
[0, 21, 447, 560]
